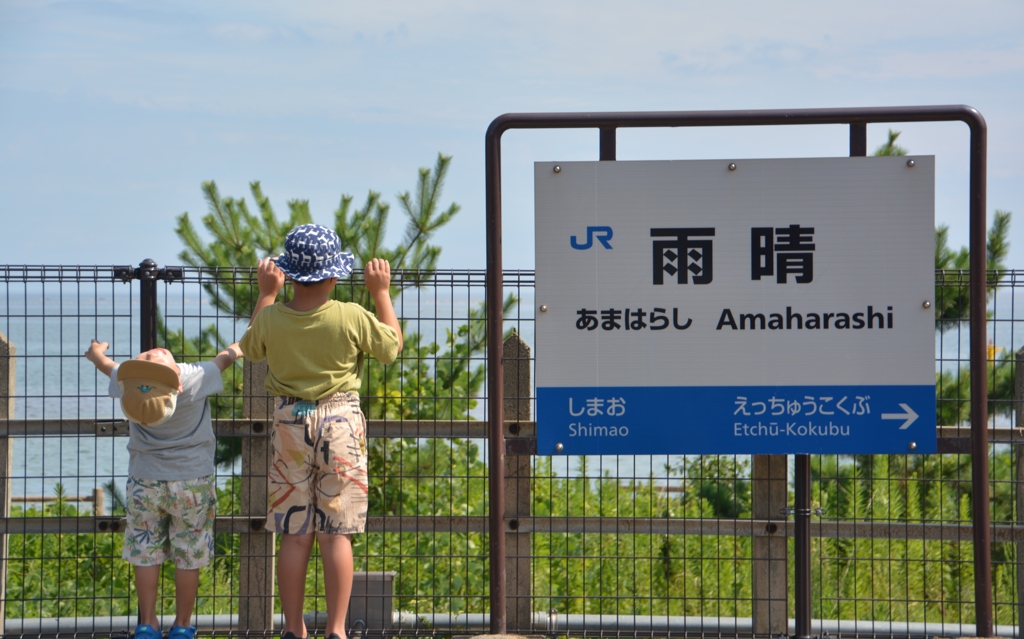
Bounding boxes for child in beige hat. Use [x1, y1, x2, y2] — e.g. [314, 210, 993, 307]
[85, 340, 242, 639]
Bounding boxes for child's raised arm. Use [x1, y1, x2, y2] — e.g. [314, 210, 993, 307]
[84, 339, 117, 377]
[249, 258, 285, 326]
[364, 258, 403, 353]
[212, 343, 244, 372]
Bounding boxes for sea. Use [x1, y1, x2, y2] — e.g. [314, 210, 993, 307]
[1, 279, 1023, 506]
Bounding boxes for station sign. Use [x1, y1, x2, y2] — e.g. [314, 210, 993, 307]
[534, 157, 937, 455]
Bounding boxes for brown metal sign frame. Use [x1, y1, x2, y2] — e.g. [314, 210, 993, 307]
[485, 106, 990, 637]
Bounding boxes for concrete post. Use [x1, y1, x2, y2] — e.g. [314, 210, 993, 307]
[502, 332, 532, 632]
[0, 332, 15, 633]
[752, 454, 788, 636]
[92, 486, 105, 516]
[1015, 347, 1024, 638]
[239, 359, 275, 631]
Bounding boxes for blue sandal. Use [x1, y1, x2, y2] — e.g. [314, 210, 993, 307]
[169, 626, 197, 639]
[132, 624, 162, 639]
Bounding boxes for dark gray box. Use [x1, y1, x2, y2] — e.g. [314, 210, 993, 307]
[349, 571, 395, 631]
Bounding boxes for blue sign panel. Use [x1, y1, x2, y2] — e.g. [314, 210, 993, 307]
[538, 384, 937, 455]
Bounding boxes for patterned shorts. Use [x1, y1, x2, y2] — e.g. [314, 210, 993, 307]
[122, 475, 216, 569]
[268, 392, 369, 535]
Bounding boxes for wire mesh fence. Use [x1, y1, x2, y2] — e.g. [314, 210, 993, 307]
[0, 263, 1021, 638]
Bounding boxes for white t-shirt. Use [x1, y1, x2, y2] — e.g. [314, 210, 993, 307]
[109, 361, 222, 480]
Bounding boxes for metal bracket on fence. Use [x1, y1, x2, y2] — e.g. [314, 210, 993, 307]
[136, 262, 183, 282]
[113, 262, 183, 283]
[783, 632, 826, 639]
[94, 517, 126, 533]
[248, 517, 267, 532]
[113, 266, 134, 283]
[95, 420, 130, 437]
[157, 266, 183, 282]
[505, 437, 537, 455]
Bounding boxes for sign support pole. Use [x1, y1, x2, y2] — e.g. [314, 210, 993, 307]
[793, 119, 870, 639]
[793, 454, 813, 639]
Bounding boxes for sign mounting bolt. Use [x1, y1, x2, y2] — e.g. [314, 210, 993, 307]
[908, 441, 917, 451]
[907, 159, 915, 168]
[728, 163, 737, 171]
[922, 301, 931, 309]
[555, 443, 564, 452]
[553, 165, 561, 173]
[540, 304, 548, 312]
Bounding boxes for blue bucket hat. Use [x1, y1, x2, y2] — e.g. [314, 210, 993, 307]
[274, 224, 354, 282]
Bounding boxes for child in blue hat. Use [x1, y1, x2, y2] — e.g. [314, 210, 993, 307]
[240, 224, 402, 639]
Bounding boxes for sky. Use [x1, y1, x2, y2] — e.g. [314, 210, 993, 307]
[1, 0, 1023, 271]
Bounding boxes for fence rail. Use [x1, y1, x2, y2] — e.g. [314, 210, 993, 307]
[1, 264, 1022, 638]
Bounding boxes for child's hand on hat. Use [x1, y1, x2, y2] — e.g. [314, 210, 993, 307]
[257, 258, 285, 298]
[85, 339, 109, 363]
[364, 258, 392, 295]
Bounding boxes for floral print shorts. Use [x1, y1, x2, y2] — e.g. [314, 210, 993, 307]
[122, 475, 216, 569]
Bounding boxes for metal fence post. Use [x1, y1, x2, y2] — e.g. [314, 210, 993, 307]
[137, 259, 159, 352]
[752, 454, 788, 636]
[793, 455, 813, 639]
[503, 332, 532, 631]
[0, 332, 14, 634]
[240, 359, 276, 631]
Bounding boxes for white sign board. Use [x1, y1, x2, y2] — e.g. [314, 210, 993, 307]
[534, 157, 936, 455]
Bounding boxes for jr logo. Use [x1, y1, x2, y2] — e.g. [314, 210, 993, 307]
[571, 226, 614, 250]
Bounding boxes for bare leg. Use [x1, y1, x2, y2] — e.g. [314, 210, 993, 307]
[173, 568, 200, 628]
[134, 565, 161, 628]
[278, 533, 315, 638]
[317, 533, 354, 639]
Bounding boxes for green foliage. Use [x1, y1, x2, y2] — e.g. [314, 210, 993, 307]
[175, 180, 312, 317]
[873, 129, 909, 157]
[878, 131, 1015, 427]
[676, 455, 751, 519]
[340, 154, 461, 293]
[936, 349, 1016, 426]
[811, 454, 983, 623]
[933, 209, 1014, 426]
[103, 479, 127, 516]
[5, 482, 240, 619]
[8, 452, 1024, 625]
[172, 154, 516, 470]
[531, 456, 754, 617]
[934, 209, 1012, 332]
[5, 513, 132, 619]
[175, 155, 460, 319]
[354, 437, 490, 614]
[875, 132, 1012, 335]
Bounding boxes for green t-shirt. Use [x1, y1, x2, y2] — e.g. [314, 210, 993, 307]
[240, 300, 399, 400]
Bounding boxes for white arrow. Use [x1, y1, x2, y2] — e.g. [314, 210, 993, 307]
[882, 403, 919, 430]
